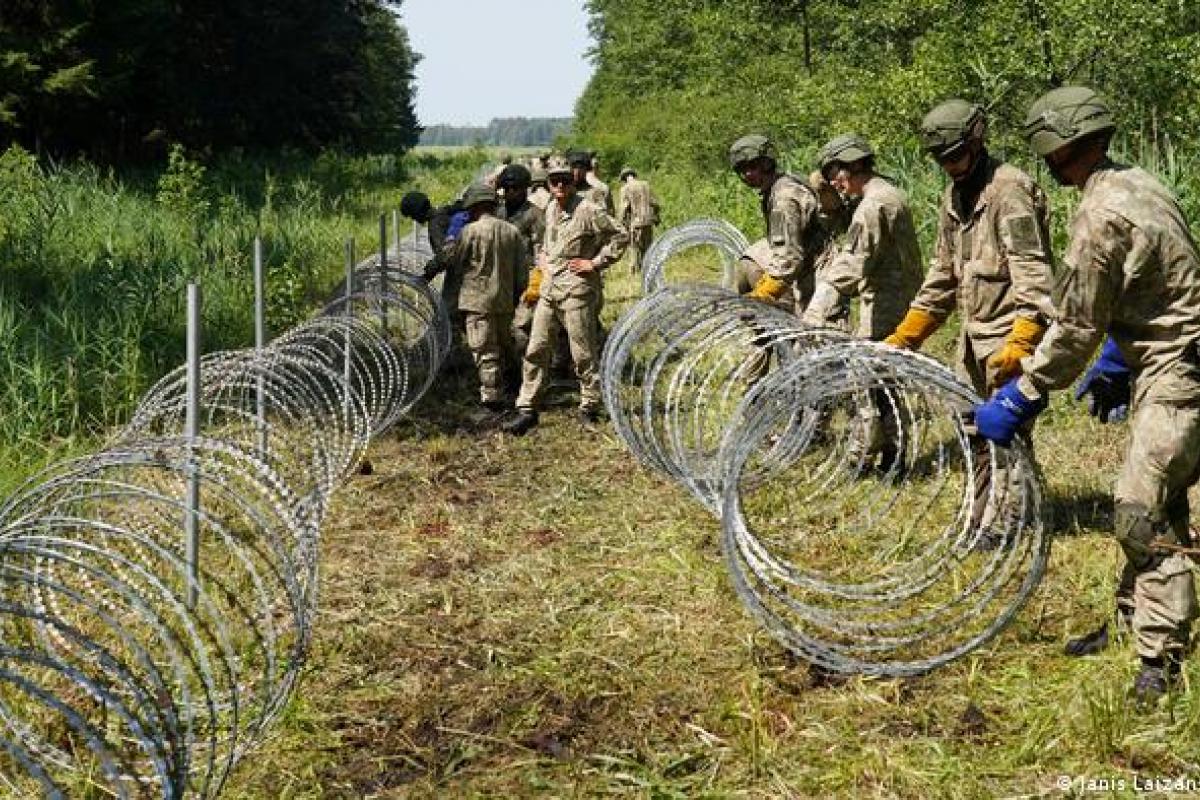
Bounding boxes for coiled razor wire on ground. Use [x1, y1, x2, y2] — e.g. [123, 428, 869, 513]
[0, 243, 449, 796]
[641, 217, 749, 295]
[602, 277, 1049, 677]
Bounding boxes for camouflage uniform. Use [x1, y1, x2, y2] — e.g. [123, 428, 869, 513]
[617, 176, 661, 273]
[1017, 161, 1200, 661]
[516, 194, 628, 414]
[760, 174, 827, 304]
[914, 158, 1055, 391]
[585, 174, 614, 215]
[528, 185, 552, 212]
[804, 175, 924, 467]
[446, 213, 524, 403]
[501, 199, 545, 359]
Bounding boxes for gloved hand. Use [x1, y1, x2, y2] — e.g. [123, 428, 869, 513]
[1074, 337, 1130, 423]
[446, 209, 470, 241]
[974, 378, 1047, 446]
[521, 267, 543, 306]
[884, 307, 940, 349]
[746, 273, 788, 302]
[987, 316, 1046, 387]
[420, 258, 440, 283]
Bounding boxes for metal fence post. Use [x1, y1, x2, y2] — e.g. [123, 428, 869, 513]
[254, 236, 268, 458]
[185, 282, 202, 610]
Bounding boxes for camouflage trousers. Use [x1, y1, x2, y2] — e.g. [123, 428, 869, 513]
[1111, 399, 1200, 661]
[464, 311, 512, 404]
[962, 341, 1035, 535]
[516, 295, 601, 413]
[629, 225, 653, 273]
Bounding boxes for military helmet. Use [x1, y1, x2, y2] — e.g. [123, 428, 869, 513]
[818, 133, 874, 174]
[619, 166, 636, 180]
[728, 134, 777, 169]
[920, 99, 986, 160]
[400, 191, 432, 220]
[461, 182, 498, 208]
[1024, 86, 1116, 156]
[545, 156, 572, 178]
[499, 163, 532, 189]
[567, 148, 592, 168]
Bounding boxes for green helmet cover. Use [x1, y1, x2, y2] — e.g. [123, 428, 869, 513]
[462, 182, 498, 208]
[1024, 86, 1116, 156]
[499, 163, 531, 189]
[920, 99, 985, 159]
[818, 133, 874, 172]
[728, 134, 777, 169]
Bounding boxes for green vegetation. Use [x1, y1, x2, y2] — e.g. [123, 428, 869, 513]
[419, 118, 574, 147]
[576, 0, 1200, 172]
[0, 144, 490, 490]
[1, 1, 419, 159]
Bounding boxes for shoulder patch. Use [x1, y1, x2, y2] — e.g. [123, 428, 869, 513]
[1004, 215, 1040, 252]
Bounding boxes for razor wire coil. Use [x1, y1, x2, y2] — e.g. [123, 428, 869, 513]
[641, 217, 749, 295]
[0, 247, 448, 797]
[603, 219, 1049, 677]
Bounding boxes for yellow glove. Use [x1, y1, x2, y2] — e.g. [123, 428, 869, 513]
[746, 274, 788, 302]
[521, 267, 543, 306]
[883, 307, 940, 349]
[987, 316, 1046, 387]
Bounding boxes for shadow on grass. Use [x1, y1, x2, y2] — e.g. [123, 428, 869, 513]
[1045, 488, 1113, 537]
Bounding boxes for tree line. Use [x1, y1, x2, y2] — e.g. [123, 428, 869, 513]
[0, 0, 422, 162]
[419, 117, 573, 147]
[575, 0, 1200, 170]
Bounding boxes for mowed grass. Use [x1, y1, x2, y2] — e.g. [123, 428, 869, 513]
[223, 251, 1200, 799]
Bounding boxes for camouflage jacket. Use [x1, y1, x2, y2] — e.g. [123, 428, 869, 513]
[501, 199, 544, 274]
[760, 174, 826, 297]
[585, 174, 615, 215]
[913, 158, 1055, 358]
[445, 214, 523, 315]
[528, 186, 552, 212]
[618, 177, 660, 229]
[539, 193, 629, 307]
[807, 175, 923, 339]
[1018, 161, 1200, 406]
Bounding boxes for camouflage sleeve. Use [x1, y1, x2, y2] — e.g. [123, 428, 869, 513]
[997, 184, 1055, 324]
[617, 187, 631, 227]
[1017, 208, 1128, 399]
[590, 206, 630, 269]
[911, 209, 959, 321]
[765, 190, 817, 284]
[820, 200, 881, 297]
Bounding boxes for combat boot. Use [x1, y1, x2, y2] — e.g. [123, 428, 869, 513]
[1131, 657, 1181, 708]
[1064, 608, 1132, 657]
[502, 410, 539, 436]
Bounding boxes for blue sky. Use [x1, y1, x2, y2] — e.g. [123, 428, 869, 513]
[399, 0, 594, 127]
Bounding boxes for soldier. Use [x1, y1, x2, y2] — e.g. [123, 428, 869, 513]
[727, 133, 828, 312]
[504, 157, 629, 434]
[528, 165, 552, 211]
[402, 191, 469, 347]
[802, 134, 924, 475]
[569, 149, 615, 215]
[884, 100, 1055, 546]
[497, 164, 545, 364]
[973, 86, 1200, 704]
[617, 167, 661, 274]
[442, 183, 524, 410]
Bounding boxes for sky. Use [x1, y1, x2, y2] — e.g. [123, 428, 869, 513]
[399, 0, 595, 127]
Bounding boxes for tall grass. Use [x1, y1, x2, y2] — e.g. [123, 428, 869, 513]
[0, 143, 492, 490]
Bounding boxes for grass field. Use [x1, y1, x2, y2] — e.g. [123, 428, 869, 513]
[220, 248, 1200, 799]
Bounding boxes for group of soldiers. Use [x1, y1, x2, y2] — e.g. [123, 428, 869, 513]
[399, 149, 660, 435]
[729, 86, 1200, 704]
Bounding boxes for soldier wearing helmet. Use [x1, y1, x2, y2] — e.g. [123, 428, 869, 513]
[497, 163, 546, 367]
[728, 133, 829, 309]
[973, 86, 1200, 704]
[504, 156, 629, 435]
[568, 149, 614, 214]
[885, 99, 1056, 547]
[616, 166, 661, 274]
[441, 182, 525, 410]
[802, 133, 923, 476]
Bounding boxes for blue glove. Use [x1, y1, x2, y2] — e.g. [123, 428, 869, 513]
[1074, 337, 1130, 423]
[446, 210, 470, 241]
[974, 378, 1047, 446]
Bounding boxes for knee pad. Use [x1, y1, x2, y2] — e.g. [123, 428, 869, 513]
[1115, 501, 1170, 570]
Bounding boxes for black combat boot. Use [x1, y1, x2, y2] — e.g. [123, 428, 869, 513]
[502, 410, 539, 436]
[1064, 608, 1132, 657]
[1131, 656, 1181, 708]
